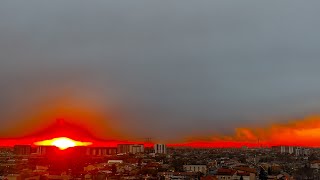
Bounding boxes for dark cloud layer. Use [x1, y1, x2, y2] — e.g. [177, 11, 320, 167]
[1, 1, 320, 141]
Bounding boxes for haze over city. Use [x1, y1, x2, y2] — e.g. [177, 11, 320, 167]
[1, 1, 320, 147]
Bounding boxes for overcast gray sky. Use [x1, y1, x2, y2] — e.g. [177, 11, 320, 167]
[1, 1, 320, 141]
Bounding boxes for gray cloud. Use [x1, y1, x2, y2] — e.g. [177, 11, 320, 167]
[1, 0, 320, 141]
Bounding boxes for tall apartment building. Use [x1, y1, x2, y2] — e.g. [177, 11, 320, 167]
[117, 144, 144, 154]
[14, 145, 31, 155]
[154, 144, 167, 154]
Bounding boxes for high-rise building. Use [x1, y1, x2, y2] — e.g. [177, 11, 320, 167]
[86, 147, 117, 156]
[288, 146, 294, 154]
[295, 147, 310, 156]
[272, 146, 295, 154]
[36, 146, 58, 155]
[14, 145, 31, 155]
[295, 148, 302, 156]
[117, 144, 144, 154]
[130, 144, 144, 154]
[36, 146, 117, 156]
[154, 144, 166, 154]
[117, 144, 131, 154]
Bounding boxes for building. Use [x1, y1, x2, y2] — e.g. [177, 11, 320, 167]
[154, 144, 167, 154]
[144, 146, 155, 153]
[272, 146, 295, 154]
[158, 172, 199, 180]
[36, 146, 117, 156]
[310, 160, 320, 169]
[304, 148, 310, 156]
[216, 168, 252, 180]
[183, 165, 207, 174]
[288, 146, 294, 154]
[117, 144, 144, 154]
[85, 147, 117, 156]
[0, 147, 12, 154]
[117, 144, 130, 154]
[241, 146, 248, 150]
[233, 166, 256, 180]
[36, 146, 58, 155]
[14, 145, 31, 155]
[36, 145, 86, 156]
[201, 176, 218, 180]
[4, 174, 21, 180]
[295, 147, 310, 156]
[130, 144, 144, 154]
[295, 148, 302, 156]
[107, 160, 123, 164]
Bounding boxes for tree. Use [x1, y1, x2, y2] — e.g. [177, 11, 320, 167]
[111, 164, 117, 175]
[309, 153, 318, 161]
[239, 156, 247, 163]
[267, 167, 272, 175]
[259, 168, 268, 180]
[171, 159, 184, 172]
[196, 172, 204, 179]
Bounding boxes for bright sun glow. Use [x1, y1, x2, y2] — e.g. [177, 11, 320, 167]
[34, 137, 92, 150]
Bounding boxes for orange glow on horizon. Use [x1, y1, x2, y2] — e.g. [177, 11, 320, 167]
[4, 115, 320, 148]
[170, 115, 320, 148]
[34, 137, 92, 150]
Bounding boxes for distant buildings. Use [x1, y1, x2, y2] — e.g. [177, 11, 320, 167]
[295, 147, 310, 156]
[35, 146, 117, 156]
[36, 146, 58, 155]
[117, 144, 144, 154]
[13, 145, 31, 155]
[85, 147, 117, 156]
[310, 160, 320, 169]
[272, 145, 310, 156]
[158, 172, 199, 180]
[154, 144, 166, 154]
[13, 143, 148, 156]
[216, 168, 253, 180]
[0, 147, 12, 153]
[107, 160, 123, 164]
[183, 165, 207, 174]
[0, 144, 310, 180]
[277, 146, 294, 154]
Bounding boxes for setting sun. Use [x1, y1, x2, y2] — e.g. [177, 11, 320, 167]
[34, 137, 92, 150]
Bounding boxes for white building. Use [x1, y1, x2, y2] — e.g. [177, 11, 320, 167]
[108, 160, 123, 164]
[288, 146, 294, 154]
[154, 144, 167, 154]
[277, 146, 295, 154]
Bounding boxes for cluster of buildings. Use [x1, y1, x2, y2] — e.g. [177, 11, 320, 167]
[13, 143, 167, 157]
[271, 146, 310, 156]
[1, 143, 320, 180]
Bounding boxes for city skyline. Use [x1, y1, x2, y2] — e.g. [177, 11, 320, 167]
[2, 117, 320, 148]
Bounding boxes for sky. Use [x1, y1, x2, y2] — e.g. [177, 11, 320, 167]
[1, 1, 320, 144]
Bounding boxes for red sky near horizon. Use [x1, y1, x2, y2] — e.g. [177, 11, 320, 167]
[2, 115, 320, 148]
